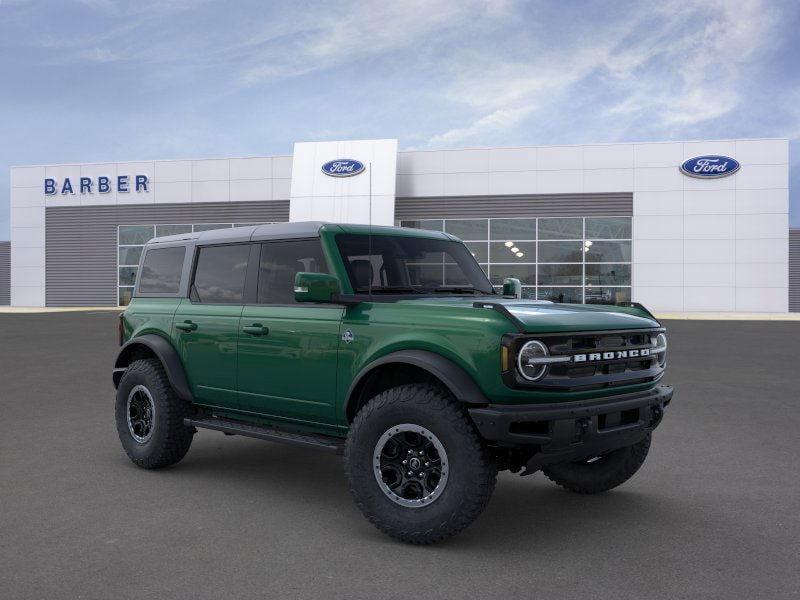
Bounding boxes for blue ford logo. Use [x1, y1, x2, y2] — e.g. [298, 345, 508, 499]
[680, 155, 740, 178]
[321, 159, 365, 177]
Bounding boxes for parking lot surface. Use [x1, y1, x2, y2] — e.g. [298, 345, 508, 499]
[1, 312, 798, 599]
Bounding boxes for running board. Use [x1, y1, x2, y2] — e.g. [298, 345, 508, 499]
[184, 416, 344, 455]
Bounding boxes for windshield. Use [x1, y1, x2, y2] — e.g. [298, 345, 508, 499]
[335, 233, 495, 295]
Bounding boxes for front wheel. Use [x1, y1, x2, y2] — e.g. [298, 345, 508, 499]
[542, 433, 652, 494]
[345, 384, 496, 544]
[115, 358, 194, 469]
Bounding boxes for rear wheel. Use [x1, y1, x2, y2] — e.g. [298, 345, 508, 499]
[345, 384, 496, 544]
[542, 434, 652, 494]
[115, 358, 194, 469]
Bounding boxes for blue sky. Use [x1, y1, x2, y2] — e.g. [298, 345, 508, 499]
[1, 0, 799, 238]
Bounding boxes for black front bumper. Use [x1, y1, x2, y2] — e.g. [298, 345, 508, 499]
[468, 385, 673, 472]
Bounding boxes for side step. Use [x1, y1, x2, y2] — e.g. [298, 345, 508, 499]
[184, 416, 345, 455]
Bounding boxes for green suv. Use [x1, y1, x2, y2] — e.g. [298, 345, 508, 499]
[114, 222, 672, 544]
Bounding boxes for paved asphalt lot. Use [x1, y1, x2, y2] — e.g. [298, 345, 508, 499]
[1, 312, 798, 599]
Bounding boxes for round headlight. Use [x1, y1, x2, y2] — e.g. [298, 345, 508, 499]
[517, 340, 550, 381]
[654, 332, 667, 367]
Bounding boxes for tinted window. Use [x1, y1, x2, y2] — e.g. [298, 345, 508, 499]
[138, 246, 186, 294]
[335, 234, 494, 295]
[192, 244, 250, 304]
[258, 240, 328, 304]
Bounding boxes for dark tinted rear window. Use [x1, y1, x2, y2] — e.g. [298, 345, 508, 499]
[192, 244, 250, 304]
[138, 246, 186, 294]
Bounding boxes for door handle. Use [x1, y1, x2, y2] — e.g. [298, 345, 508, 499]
[175, 320, 198, 332]
[242, 324, 269, 336]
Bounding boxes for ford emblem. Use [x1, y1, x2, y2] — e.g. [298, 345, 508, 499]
[680, 155, 740, 178]
[321, 159, 365, 178]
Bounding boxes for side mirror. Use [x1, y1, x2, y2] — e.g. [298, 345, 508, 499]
[294, 272, 342, 303]
[502, 277, 522, 299]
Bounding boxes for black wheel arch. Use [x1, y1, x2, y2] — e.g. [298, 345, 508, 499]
[113, 334, 193, 402]
[344, 349, 489, 422]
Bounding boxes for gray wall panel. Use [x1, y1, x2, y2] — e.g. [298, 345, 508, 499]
[790, 228, 800, 313]
[0, 242, 10, 306]
[46, 201, 289, 306]
[395, 193, 632, 220]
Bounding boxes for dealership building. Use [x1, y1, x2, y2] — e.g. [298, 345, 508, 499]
[4, 137, 798, 312]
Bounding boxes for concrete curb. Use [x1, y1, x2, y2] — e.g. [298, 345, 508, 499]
[656, 312, 800, 321]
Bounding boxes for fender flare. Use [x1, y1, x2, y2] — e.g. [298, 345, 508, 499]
[344, 349, 489, 419]
[113, 334, 193, 402]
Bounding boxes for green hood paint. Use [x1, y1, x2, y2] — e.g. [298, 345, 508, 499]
[391, 296, 659, 333]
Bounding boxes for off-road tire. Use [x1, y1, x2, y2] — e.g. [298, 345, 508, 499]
[542, 433, 652, 494]
[345, 383, 496, 544]
[115, 358, 194, 469]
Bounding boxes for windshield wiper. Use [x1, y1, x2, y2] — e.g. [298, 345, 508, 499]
[353, 286, 426, 294]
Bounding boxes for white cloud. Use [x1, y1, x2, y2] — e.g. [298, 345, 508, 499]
[239, 0, 513, 84]
[423, 0, 785, 146]
[429, 105, 535, 145]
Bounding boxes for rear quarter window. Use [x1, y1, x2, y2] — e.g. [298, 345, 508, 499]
[137, 246, 186, 294]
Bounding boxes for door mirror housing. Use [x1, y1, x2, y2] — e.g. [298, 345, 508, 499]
[294, 272, 342, 303]
[502, 277, 522, 299]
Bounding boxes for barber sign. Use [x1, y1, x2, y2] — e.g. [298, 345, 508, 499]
[680, 155, 740, 178]
[321, 159, 365, 177]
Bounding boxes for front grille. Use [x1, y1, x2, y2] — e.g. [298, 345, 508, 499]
[507, 329, 665, 391]
[549, 331, 656, 379]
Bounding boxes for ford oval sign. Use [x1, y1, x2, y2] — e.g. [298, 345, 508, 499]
[321, 159, 365, 177]
[680, 155, 740, 178]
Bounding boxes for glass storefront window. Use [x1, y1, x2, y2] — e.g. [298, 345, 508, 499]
[584, 240, 632, 262]
[119, 267, 137, 286]
[401, 216, 632, 305]
[489, 264, 536, 286]
[585, 287, 631, 304]
[585, 217, 631, 239]
[489, 241, 535, 262]
[193, 223, 233, 232]
[119, 225, 154, 245]
[444, 219, 487, 240]
[537, 264, 582, 286]
[401, 219, 444, 232]
[490, 219, 536, 241]
[156, 224, 193, 237]
[538, 218, 582, 240]
[538, 287, 583, 303]
[585, 263, 631, 286]
[119, 287, 134, 306]
[538, 241, 583, 263]
[118, 246, 143, 266]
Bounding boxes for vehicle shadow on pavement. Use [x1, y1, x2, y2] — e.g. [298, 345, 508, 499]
[141, 433, 689, 552]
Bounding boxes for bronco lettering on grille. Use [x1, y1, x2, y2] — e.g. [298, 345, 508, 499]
[573, 348, 651, 362]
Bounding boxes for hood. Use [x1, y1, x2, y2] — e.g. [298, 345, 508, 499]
[397, 296, 660, 333]
[493, 299, 660, 333]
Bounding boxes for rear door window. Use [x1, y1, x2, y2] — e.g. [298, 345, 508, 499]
[191, 244, 251, 304]
[138, 246, 186, 294]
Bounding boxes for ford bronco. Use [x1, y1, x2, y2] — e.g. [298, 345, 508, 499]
[114, 222, 672, 544]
